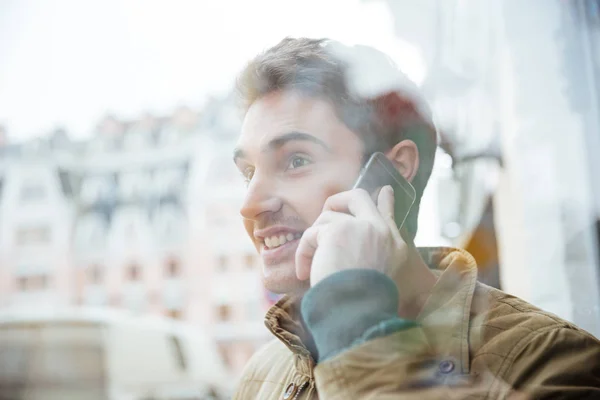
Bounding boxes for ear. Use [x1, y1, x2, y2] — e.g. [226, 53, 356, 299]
[385, 139, 419, 183]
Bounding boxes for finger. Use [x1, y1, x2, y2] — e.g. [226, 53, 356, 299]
[295, 226, 320, 281]
[311, 210, 354, 227]
[377, 185, 396, 227]
[378, 185, 406, 243]
[322, 188, 381, 220]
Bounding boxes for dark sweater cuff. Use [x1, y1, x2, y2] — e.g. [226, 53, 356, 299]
[301, 269, 417, 362]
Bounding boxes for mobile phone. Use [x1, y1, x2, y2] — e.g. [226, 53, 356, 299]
[352, 152, 416, 230]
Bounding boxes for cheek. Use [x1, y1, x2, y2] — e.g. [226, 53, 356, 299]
[286, 192, 323, 226]
[243, 218, 255, 243]
[297, 176, 352, 224]
[320, 165, 360, 197]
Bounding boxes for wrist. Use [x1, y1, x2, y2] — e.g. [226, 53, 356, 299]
[301, 269, 416, 361]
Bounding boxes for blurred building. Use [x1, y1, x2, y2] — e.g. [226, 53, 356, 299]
[0, 136, 77, 310]
[377, 0, 600, 336]
[0, 97, 272, 376]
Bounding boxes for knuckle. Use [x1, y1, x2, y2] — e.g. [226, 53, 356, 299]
[329, 220, 349, 234]
[354, 220, 376, 236]
[322, 210, 336, 219]
[315, 210, 334, 225]
[354, 187, 370, 199]
[323, 191, 343, 206]
[325, 220, 354, 241]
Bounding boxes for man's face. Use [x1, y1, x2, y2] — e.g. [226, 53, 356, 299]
[234, 91, 364, 294]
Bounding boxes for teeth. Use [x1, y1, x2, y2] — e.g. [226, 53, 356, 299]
[264, 232, 303, 249]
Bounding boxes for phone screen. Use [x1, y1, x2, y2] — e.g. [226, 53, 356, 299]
[352, 152, 416, 230]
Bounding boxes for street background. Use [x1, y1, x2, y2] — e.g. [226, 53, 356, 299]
[1, 1, 600, 399]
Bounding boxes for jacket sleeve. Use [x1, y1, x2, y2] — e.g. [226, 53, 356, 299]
[302, 270, 600, 399]
[302, 270, 492, 399]
[503, 326, 600, 399]
[300, 269, 418, 362]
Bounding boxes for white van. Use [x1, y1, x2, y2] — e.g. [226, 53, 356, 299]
[0, 308, 230, 400]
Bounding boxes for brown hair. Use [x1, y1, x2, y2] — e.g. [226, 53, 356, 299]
[236, 37, 437, 241]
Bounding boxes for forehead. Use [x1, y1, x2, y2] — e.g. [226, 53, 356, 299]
[237, 91, 354, 151]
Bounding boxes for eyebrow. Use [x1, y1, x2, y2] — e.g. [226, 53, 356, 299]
[233, 131, 332, 163]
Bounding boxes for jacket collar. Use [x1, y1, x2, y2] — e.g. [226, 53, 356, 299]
[264, 294, 313, 359]
[264, 246, 478, 374]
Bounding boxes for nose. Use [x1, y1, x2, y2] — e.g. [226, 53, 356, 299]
[240, 173, 282, 221]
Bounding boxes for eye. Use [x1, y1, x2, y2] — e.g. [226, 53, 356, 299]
[286, 155, 312, 170]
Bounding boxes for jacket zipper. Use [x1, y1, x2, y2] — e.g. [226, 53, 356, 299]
[293, 381, 308, 400]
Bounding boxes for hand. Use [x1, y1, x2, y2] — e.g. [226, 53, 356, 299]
[295, 186, 409, 287]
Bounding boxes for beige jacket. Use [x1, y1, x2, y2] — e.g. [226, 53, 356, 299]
[234, 247, 600, 399]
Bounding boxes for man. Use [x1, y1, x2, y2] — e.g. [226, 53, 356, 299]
[231, 37, 600, 399]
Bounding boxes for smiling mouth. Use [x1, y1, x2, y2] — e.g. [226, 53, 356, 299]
[263, 232, 303, 250]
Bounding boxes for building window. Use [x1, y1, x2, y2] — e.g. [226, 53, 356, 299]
[127, 263, 141, 281]
[244, 254, 255, 269]
[165, 257, 180, 278]
[88, 265, 103, 284]
[166, 309, 182, 320]
[17, 277, 28, 291]
[37, 275, 48, 290]
[216, 304, 232, 321]
[218, 345, 231, 368]
[20, 184, 46, 202]
[15, 227, 51, 246]
[16, 275, 48, 291]
[217, 255, 228, 272]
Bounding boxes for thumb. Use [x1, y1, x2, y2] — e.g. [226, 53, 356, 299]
[295, 226, 319, 281]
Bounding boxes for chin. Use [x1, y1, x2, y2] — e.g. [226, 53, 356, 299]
[261, 262, 309, 295]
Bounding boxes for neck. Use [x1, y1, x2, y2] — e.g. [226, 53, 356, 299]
[392, 245, 438, 320]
